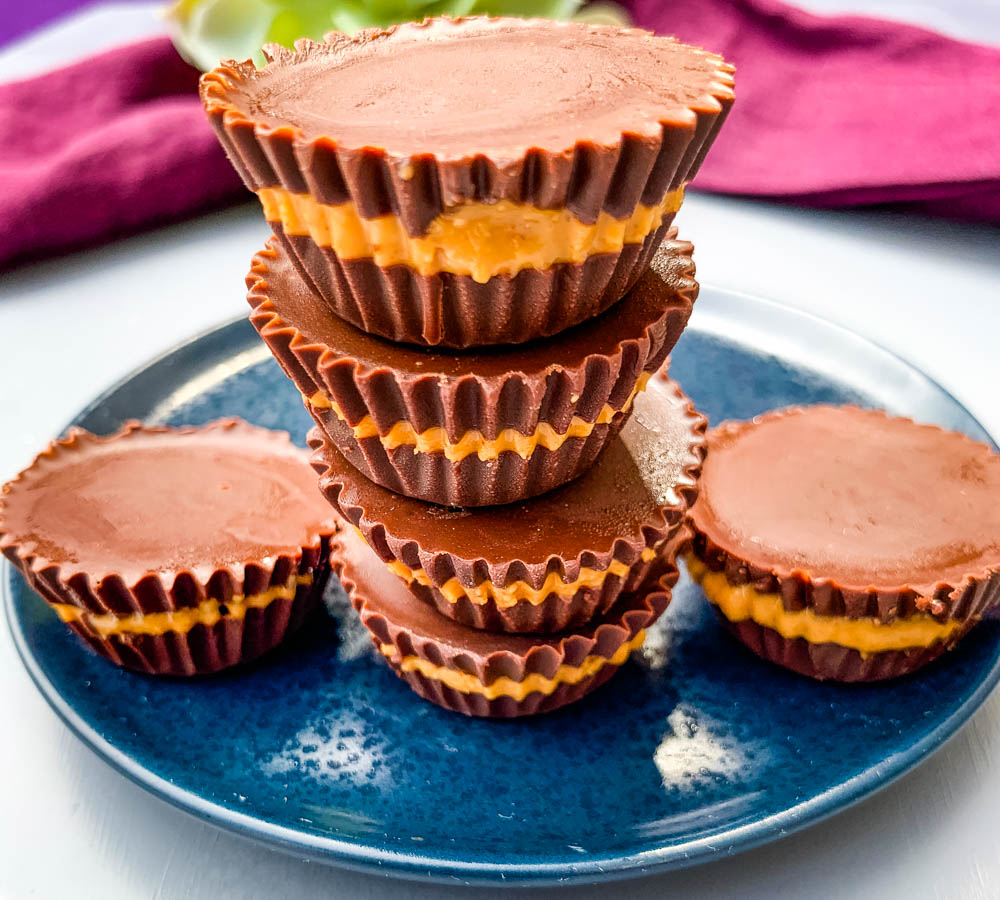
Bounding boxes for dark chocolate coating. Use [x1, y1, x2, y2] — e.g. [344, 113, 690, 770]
[201, 17, 734, 228]
[689, 406, 1000, 623]
[309, 405, 624, 509]
[310, 374, 705, 594]
[717, 613, 969, 683]
[66, 569, 328, 677]
[202, 16, 731, 347]
[333, 524, 675, 716]
[273, 220, 671, 347]
[249, 233, 697, 506]
[0, 420, 339, 617]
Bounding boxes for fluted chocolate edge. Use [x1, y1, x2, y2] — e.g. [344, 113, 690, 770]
[689, 406, 1000, 624]
[308, 376, 707, 591]
[717, 614, 972, 682]
[64, 569, 328, 676]
[333, 538, 673, 685]
[247, 235, 696, 440]
[403, 528, 686, 634]
[271, 220, 674, 347]
[0, 420, 340, 617]
[200, 17, 734, 234]
[308, 406, 625, 507]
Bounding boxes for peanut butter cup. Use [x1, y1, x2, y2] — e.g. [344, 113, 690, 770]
[687, 406, 1000, 682]
[201, 16, 733, 346]
[311, 373, 705, 633]
[249, 233, 697, 507]
[334, 524, 681, 717]
[0, 420, 339, 676]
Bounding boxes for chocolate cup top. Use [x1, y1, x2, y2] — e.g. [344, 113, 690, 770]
[311, 374, 706, 586]
[247, 232, 697, 436]
[0, 420, 339, 602]
[689, 405, 1000, 617]
[201, 17, 734, 230]
[334, 523, 676, 681]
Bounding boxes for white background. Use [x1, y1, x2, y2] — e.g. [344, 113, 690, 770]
[1, 4, 999, 898]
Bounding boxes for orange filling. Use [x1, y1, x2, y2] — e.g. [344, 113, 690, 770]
[388, 549, 657, 610]
[259, 186, 685, 282]
[379, 629, 646, 699]
[308, 372, 650, 463]
[686, 556, 963, 653]
[52, 574, 312, 638]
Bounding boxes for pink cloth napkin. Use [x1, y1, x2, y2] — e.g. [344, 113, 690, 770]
[628, 0, 1000, 220]
[1, 1, 999, 268]
[0, 39, 243, 268]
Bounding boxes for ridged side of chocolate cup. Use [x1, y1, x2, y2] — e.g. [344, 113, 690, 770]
[688, 406, 1000, 624]
[250, 236, 696, 505]
[404, 532, 684, 633]
[333, 528, 674, 716]
[248, 234, 693, 439]
[203, 17, 731, 347]
[272, 218, 672, 346]
[309, 407, 625, 508]
[62, 570, 327, 677]
[717, 613, 970, 683]
[199, 18, 734, 229]
[690, 501, 1000, 625]
[386, 663, 623, 718]
[309, 375, 706, 597]
[0, 421, 339, 617]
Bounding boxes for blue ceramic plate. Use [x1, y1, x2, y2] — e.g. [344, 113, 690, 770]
[6, 288, 1000, 886]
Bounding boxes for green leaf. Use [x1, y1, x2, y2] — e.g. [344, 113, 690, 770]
[167, 0, 609, 70]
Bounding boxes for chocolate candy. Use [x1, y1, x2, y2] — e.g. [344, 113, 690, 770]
[202, 16, 733, 345]
[249, 233, 697, 507]
[687, 406, 1000, 681]
[0, 420, 339, 675]
[312, 374, 705, 633]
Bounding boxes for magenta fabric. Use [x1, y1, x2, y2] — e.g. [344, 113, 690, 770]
[0, 38, 244, 268]
[2, 2, 1000, 268]
[628, 0, 1000, 220]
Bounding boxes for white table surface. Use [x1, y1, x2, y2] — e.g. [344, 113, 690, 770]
[2, 5, 1000, 899]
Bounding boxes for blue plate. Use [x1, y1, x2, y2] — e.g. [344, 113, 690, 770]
[6, 288, 999, 885]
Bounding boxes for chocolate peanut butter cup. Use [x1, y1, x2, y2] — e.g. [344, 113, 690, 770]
[334, 524, 680, 717]
[687, 406, 1000, 682]
[201, 16, 733, 346]
[311, 374, 705, 633]
[0, 421, 339, 676]
[249, 233, 697, 507]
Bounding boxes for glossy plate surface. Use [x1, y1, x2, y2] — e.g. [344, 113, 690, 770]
[6, 288, 1000, 885]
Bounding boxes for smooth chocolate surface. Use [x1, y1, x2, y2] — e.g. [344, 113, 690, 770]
[230, 18, 731, 160]
[312, 374, 705, 569]
[691, 406, 1000, 594]
[0, 420, 337, 586]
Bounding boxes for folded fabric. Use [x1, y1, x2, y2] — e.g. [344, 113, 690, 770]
[0, 38, 244, 269]
[628, 0, 1000, 220]
[2, 1, 999, 269]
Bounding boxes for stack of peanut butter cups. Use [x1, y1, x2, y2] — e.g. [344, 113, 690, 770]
[201, 16, 734, 715]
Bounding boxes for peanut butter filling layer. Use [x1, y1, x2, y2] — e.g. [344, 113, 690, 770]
[309, 372, 651, 463]
[388, 549, 657, 610]
[686, 556, 964, 654]
[52, 574, 313, 638]
[259, 186, 685, 282]
[379, 629, 646, 700]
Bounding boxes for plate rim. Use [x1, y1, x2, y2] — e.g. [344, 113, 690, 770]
[5, 286, 999, 885]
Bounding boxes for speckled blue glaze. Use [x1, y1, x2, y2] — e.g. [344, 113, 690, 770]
[6, 289, 1000, 885]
